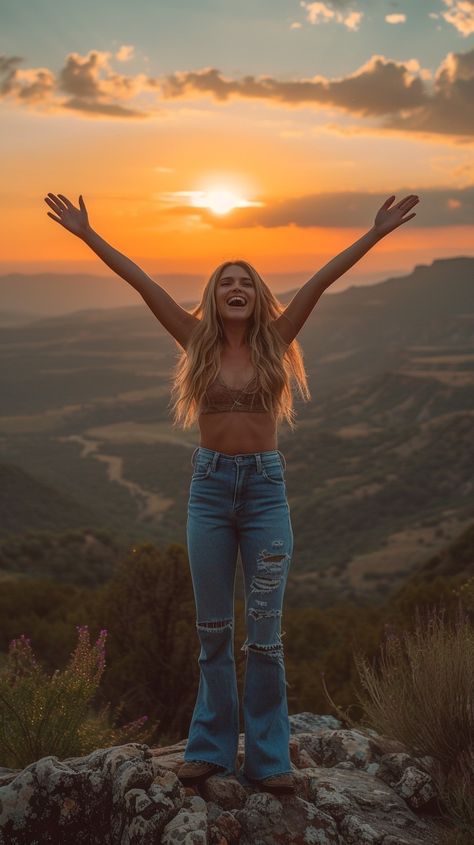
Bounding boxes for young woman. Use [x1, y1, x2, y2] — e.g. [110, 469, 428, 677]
[44, 190, 420, 795]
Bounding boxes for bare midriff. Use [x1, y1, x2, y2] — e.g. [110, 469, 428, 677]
[198, 411, 278, 454]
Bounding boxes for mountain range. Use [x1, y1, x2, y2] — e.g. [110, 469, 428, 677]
[1, 255, 472, 607]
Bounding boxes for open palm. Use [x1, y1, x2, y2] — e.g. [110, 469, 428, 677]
[374, 194, 419, 237]
[44, 193, 90, 239]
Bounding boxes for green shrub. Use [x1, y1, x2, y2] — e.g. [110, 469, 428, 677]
[0, 626, 156, 769]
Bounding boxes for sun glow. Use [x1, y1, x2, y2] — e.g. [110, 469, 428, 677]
[192, 188, 263, 215]
[156, 184, 264, 216]
[202, 190, 241, 215]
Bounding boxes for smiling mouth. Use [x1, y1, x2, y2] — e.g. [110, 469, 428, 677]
[226, 297, 248, 307]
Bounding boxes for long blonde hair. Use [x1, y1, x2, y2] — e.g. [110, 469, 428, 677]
[168, 259, 311, 431]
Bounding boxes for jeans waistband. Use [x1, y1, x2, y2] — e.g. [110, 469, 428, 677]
[191, 446, 286, 471]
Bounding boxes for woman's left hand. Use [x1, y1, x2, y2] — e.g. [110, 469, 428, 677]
[373, 194, 420, 237]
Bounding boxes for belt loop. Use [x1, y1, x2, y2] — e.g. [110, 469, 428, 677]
[277, 449, 286, 470]
[191, 446, 199, 468]
[255, 453, 262, 474]
[211, 451, 219, 472]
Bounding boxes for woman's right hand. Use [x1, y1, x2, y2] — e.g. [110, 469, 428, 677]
[44, 193, 91, 239]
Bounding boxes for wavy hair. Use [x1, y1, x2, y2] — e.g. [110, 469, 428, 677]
[168, 259, 311, 431]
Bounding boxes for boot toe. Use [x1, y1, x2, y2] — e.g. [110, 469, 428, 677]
[177, 760, 225, 781]
[257, 773, 296, 794]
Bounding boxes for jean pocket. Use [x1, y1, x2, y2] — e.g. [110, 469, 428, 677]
[191, 459, 212, 481]
[261, 461, 285, 485]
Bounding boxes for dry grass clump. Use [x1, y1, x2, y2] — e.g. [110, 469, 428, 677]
[353, 599, 474, 843]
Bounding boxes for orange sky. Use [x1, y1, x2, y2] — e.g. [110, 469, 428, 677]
[2, 3, 474, 281]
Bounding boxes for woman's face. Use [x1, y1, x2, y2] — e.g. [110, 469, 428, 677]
[215, 264, 256, 323]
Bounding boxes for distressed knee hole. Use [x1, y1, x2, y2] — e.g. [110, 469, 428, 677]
[241, 638, 285, 666]
[196, 619, 233, 631]
[240, 636, 291, 686]
[248, 607, 282, 621]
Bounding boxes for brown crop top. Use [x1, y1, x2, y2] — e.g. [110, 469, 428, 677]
[200, 374, 268, 414]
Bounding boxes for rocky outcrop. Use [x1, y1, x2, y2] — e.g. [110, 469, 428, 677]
[0, 713, 446, 844]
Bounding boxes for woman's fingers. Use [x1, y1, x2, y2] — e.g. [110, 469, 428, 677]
[44, 196, 62, 213]
[396, 194, 419, 209]
[46, 211, 62, 224]
[57, 193, 73, 208]
[44, 194, 65, 213]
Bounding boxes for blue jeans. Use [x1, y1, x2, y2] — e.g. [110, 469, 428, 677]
[183, 446, 293, 781]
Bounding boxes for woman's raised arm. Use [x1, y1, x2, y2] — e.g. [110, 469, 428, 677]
[43, 192, 198, 349]
[273, 193, 420, 344]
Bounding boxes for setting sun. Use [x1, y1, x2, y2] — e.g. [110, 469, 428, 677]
[189, 188, 264, 215]
[201, 190, 241, 215]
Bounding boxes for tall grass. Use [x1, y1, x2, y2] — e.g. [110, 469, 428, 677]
[353, 598, 474, 842]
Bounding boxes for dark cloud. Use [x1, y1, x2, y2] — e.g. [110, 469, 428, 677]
[166, 187, 474, 229]
[162, 56, 425, 115]
[161, 48, 474, 136]
[60, 97, 147, 117]
[382, 49, 474, 136]
[0, 55, 55, 102]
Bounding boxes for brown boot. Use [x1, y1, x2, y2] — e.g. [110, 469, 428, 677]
[177, 760, 225, 783]
[254, 772, 296, 795]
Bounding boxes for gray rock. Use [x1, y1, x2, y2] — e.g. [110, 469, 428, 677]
[289, 713, 343, 734]
[0, 743, 183, 845]
[161, 807, 208, 844]
[306, 766, 437, 844]
[0, 716, 445, 844]
[235, 791, 339, 845]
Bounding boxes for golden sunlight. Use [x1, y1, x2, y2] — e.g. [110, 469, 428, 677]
[190, 188, 264, 215]
[202, 190, 241, 215]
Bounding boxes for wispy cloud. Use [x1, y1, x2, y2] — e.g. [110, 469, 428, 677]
[115, 45, 135, 62]
[301, 1, 363, 31]
[385, 14, 406, 25]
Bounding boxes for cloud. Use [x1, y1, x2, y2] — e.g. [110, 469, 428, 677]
[0, 55, 55, 103]
[385, 14, 406, 24]
[57, 50, 157, 116]
[1, 46, 473, 138]
[162, 48, 474, 137]
[162, 186, 474, 229]
[441, 0, 474, 37]
[115, 45, 135, 62]
[0, 49, 158, 118]
[382, 48, 474, 136]
[301, 1, 363, 31]
[162, 56, 426, 115]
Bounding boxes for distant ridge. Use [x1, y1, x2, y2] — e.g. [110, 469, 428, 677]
[0, 262, 414, 319]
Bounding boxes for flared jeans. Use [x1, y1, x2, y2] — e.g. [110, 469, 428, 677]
[184, 446, 293, 781]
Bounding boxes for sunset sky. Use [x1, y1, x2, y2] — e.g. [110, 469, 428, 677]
[2, 0, 473, 295]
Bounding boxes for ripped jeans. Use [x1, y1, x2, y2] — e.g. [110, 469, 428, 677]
[184, 446, 293, 781]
